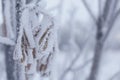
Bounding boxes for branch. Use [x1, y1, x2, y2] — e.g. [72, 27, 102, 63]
[81, 0, 97, 23]
[0, 36, 15, 46]
[114, 9, 120, 19]
[109, 71, 120, 80]
[71, 58, 93, 71]
[102, 9, 120, 43]
[103, 0, 118, 22]
[59, 34, 91, 80]
[59, 58, 93, 80]
[102, 0, 112, 21]
[21, 8, 35, 48]
[98, 0, 102, 16]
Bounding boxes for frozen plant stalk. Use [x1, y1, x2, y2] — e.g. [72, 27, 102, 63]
[13, 0, 56, 80]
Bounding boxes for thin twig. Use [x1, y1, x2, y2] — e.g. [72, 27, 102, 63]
[81, 0, 97, 23]
[59, 33, 92, 80]
[98, 0, 101, 16]
[109, 71, 120, 80]
[102, 0, 112, 21]
[102, 8, 120, 43]
[71, 58, 93, 71]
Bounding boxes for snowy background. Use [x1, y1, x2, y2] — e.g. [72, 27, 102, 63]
[0, 0, 120, 80]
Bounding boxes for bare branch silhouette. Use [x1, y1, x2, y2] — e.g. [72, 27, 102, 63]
[102, 8, 120, 43]
[81, 0, 120, 80]
[59, 33, 91, 80]
[81, 0, 97, 23]
[71, 58, 93, 71]
[109, 71, 120, 80]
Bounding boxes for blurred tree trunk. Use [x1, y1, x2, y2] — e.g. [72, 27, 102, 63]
[88, 17, 103, 80]
[88, 0, 119, 80]
[2, 0, 15, 80]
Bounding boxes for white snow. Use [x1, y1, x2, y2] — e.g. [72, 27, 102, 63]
[0, 36, 15, 45]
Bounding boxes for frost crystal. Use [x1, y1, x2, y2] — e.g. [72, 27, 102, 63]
[13, 0, 56, 78]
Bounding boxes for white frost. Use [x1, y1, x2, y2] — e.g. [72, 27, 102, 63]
[0, 36, 15, 45]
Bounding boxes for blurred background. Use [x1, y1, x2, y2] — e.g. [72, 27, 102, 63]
[0, 0, 120, 80]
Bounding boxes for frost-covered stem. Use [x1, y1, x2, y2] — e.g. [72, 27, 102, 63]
[1, 0, 15, 80]
[10, 0, 17, 38]
[2, 0, 14, 39]
[13, 1, 56, 80]
[15, 0, 26, 80]
[0, 36, 15, 45]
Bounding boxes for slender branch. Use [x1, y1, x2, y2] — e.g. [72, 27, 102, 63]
[98, 0, 101, 16]
[59, 33, 91, 80]
[103, 0, 118, 22]
[109, 71, 120, 80]
[71, 58, 93, 71]
[0, 36, 15, 45]
[102, 0, 112, 21]
[88, 1, 120, 80]
[102, 8, 120, 43]
[114, 9, 120, 19]
[81, 0, 97, 23]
